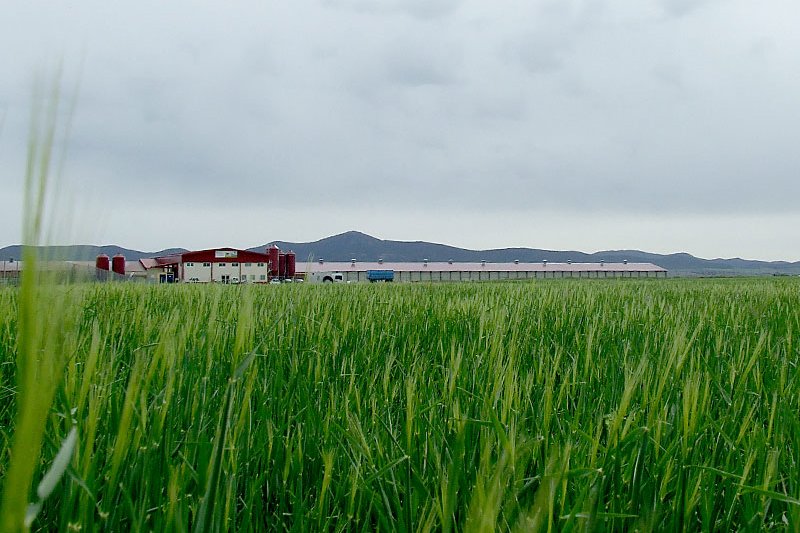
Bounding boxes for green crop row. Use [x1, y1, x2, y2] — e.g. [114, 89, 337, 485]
[1, 278, 800, 531]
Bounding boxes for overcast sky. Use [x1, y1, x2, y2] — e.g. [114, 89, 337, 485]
[1, 0, 799, 260]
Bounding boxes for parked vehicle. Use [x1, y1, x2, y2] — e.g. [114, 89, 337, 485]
[366, 270, 394, 282]
[308, 271, 345, 283]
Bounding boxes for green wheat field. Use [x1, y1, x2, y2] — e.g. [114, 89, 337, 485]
[2, 278, 800, 531]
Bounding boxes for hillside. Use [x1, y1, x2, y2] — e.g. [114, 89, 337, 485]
[0, 245, 187, 262]
[2, 231, 799, 276]
[258, 231, 800, 277]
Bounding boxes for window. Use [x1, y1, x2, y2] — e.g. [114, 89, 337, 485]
[259, 274, 266, 281]
[186, 262, 194, 267]
[219, 263, 226, 267]
[203, 263, 211, 267]
[245, 262, 252, 267]
[257, 262, 265, 267]
[232, 262, 239, 267]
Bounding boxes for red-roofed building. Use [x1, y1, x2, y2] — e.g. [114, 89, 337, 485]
[97, 247, 291, 283]
[180, 248, 273, 283]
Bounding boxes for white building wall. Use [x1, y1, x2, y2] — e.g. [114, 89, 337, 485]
[213, 262, 240, 283]
[184, 262, 212, 282]
[240, 262, 269, 283]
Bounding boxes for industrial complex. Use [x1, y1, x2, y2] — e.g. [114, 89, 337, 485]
[85, 245, 667, 283]
[0, 245, 668, 284]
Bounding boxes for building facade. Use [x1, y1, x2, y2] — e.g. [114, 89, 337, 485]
[180, 249, 272, 283]
[93, 248, 669, 283]
[298, 260, 668, 282]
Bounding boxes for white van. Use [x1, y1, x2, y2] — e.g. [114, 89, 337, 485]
[308, 271, 345, 283]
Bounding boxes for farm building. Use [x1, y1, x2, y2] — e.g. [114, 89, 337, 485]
[5, 246, 667, 284]
[0, 260, 20, 284]
[301, 259, 668, 282]
[93, 246, 297, 284]
[91, 246, 667, 283]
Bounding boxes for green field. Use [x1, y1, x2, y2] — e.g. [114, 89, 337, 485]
[2, 279, 800, 531]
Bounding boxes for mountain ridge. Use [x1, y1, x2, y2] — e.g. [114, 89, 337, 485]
[2, 231, 798, 276]
[258, 231, 800, 276]
[0, 245, 188, 262]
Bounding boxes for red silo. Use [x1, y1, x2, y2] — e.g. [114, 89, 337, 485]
[268, 245, 280, 278]
[112, 254, 126, 276]
[95, 254, 110, 271]
[286, 251, 296, 279]
[95, 254, 110, 281]
[278, 253, 286, 279]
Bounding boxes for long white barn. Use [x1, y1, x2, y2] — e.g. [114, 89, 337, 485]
[298, 260, 667, 282]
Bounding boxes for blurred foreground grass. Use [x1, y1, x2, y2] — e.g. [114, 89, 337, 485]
[1, 278, 800, 531]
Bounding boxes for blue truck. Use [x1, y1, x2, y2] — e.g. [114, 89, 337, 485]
[366, 270, 394, 282]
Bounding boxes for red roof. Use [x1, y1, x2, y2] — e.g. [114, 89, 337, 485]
[140, 249, 272, 270]
[155, 255, 182, 266]
[180, 248, 270, 263]
[139, 258, 159, 269]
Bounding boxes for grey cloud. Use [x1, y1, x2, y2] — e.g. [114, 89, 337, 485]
[322, 0, 463, 20]
[2, 0, 800, 259]
[501, 1, 607, 76]
[471, 92, 528, 122]
[397, 0, 463, 20]
[512, 37, 566, 74]
[660, 0, 712, 17]
[382, 40, 461, 86]
[651, 63, 685, 90]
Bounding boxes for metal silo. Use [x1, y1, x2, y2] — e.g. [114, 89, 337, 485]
[95, 254, 110, 281]
[286, 251, 296, 279]
[95, 254, 110, 271]
[112, 254, 126, 276]
[268, 245, 280, 278]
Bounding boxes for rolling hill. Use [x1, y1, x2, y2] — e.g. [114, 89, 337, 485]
[257, 231, 800, 277]
[0, 245, 187, 262]
[2, 231, 798, 276]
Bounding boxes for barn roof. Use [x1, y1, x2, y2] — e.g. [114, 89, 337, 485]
[296, 261, 667, 273]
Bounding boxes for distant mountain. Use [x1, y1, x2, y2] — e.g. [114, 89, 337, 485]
[2, 232, 798, 276]
[0, 245, 187, 262]
[255, 231, 800, 277]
